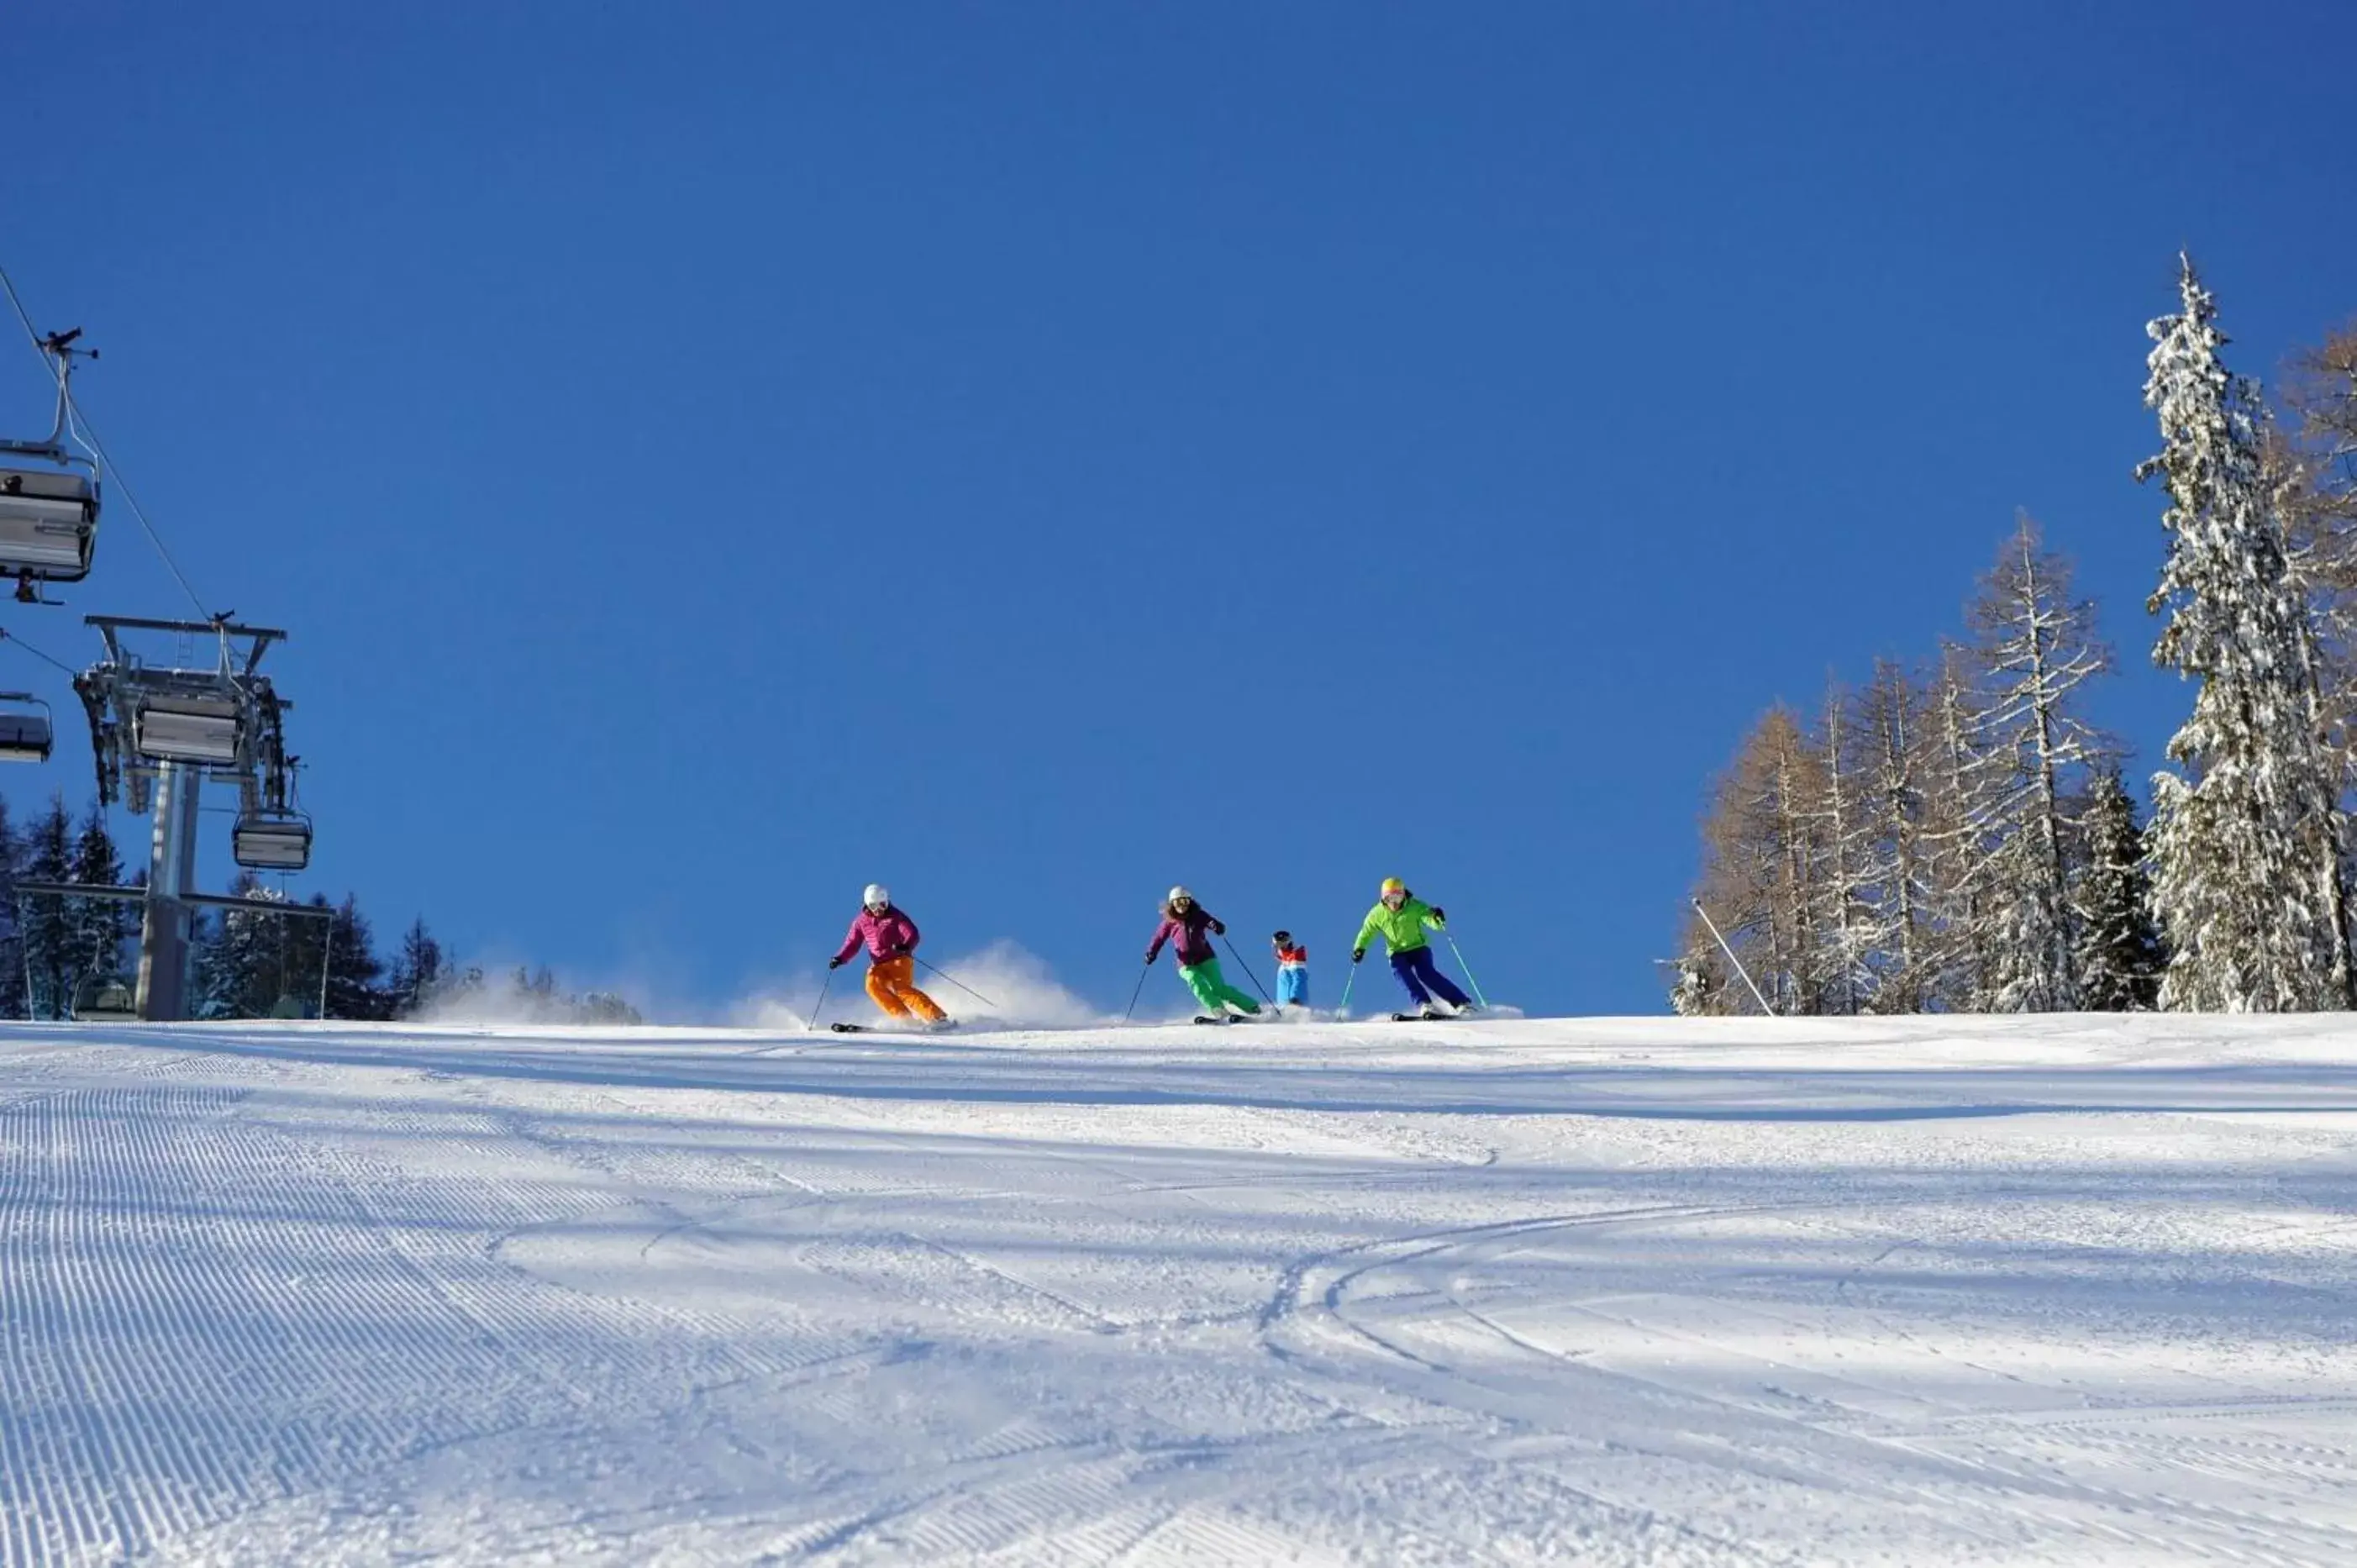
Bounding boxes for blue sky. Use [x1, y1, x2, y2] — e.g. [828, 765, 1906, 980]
[2, 3, 2352, 1017]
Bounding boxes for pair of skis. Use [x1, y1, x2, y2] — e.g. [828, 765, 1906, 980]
[827, 1021, 955, 1034]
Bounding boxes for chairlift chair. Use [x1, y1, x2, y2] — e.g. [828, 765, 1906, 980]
[71, 973, 136, 1023]
[133, 695, 245, 766]
[0, 692, 53, 762]
[0, 466, 97, 584]
[232, 808, 313, 872]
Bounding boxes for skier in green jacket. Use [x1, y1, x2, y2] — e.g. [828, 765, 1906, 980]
[1353, 876, 1476, 1018]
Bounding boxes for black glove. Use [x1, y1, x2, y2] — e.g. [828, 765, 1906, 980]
[1352, 948, 1365, 964]
[1431, 908, 1446, 923]
[1144, 950, 1158, 966]
[1210, 919, 1226, 936]
[828, 956, 847, 970]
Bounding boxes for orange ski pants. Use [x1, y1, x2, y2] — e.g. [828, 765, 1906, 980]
[865, 955, 946, 1022]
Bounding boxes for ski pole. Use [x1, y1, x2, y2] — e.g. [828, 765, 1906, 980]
[914, 956, 999, 1010]
[1220, 934, 1276, 1004]
[807, 967, 836, 1032]
[1337, 959, 1357, 1016]
[1444, 933, 1490, 1009]
[1123, 960, 1151, 1023]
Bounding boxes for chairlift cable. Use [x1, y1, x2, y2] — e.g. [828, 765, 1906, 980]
[0, 260, 219, 624]
[0, 625, 79, 676]
[0, 262, 49, 371]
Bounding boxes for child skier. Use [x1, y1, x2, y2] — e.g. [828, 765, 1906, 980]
[1272, 930, 1309, 1009]
[1351, 877, 1476, 1018]
[829, 883, 950, 1027]
[1144, 887, 1264, 1020]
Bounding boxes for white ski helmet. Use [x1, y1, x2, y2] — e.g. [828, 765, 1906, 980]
[863, 883, 891, 908]
[1167, 885, 1194, 904]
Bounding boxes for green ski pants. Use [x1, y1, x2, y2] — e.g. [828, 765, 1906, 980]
[1179, 958, 1260, 1016]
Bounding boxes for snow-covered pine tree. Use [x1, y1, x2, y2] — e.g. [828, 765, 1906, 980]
[322, 896, 388, 1020]
[1916, 645, 1997, 1009]
[67, 802, 131, 989]
[2139, 255, 2354, 1011]
[2075, 764, 2164, 1009]
[197, 876, 300, 1019]
[1667, 947, 1720, 1015]
[0, 794, 25, 1019]
[1851, 660, 1932, 1011]
[186, 906, 229, 1018]
[386, 917, 445, 1018]
[1965, 515, 2112, 1012]
[1807, 679, 1875, 1014]
[18, 795, 74, 1018]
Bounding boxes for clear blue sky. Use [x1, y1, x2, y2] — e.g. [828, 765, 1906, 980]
[3, 3, 2352, 1017]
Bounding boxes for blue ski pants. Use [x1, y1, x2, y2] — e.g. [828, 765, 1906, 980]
[1277, 966, 1308, 1006]
[1391, 944, 1470, 1010]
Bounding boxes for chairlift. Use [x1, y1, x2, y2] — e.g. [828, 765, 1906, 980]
[232, 808, 313, 872]
[134, 696, 245, 766]
[0, 327, 103, 592]
[0, 692, 52, 762]
[71, 973, 136, 1023]
[0, 466, 97, 584]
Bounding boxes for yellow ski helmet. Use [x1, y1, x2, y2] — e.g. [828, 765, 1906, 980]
[1380, 877, 1407, 897]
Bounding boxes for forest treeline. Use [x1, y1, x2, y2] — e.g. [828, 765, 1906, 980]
[0, 790, 639, 1023]
[1676, 258, 2357, 1016]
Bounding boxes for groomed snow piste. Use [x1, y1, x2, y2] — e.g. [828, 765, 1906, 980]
[6, 1013, 2357, 1565]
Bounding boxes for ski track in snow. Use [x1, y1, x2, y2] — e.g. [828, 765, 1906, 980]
[4, 1016, 2357, 1563]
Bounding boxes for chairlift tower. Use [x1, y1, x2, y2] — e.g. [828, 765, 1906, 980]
[74, 615, 309, 1020]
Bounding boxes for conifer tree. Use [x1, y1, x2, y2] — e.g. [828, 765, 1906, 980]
[2281, 325, 2357, 845]
[2139, 255, 2353, 1011]
[187, 906, 230, 1018]
[67, 802, 131, 990]
[1687, 706, 1833, 1013]
[0, 794, 25, 1020]
[2076, 765, 2165, 1010]
[1810, 681, 1873, 1014]
[386, 917, 445, 1018]
[1965, 516, 2111, 1011]
[1667, 948, 1720, 1016]
[1917, 646, 1994, 1009]
[322, 896, 387, 1020]
[19, 795, 74, 1018]
[197, 876, 302, 1019]
[1852, 660, 1931, 1012]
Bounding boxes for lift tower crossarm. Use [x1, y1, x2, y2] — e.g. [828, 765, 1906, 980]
[85, 614, 287, 676]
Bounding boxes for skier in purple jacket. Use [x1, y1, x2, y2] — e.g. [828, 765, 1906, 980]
[1145, 887, 1263, 1019]
[830, 883, 949, 1025]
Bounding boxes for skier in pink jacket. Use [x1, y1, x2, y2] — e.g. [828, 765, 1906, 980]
[830, 883, 949, 1025]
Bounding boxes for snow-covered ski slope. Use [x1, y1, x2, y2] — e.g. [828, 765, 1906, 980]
[7, 1014, 2357, 1566]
